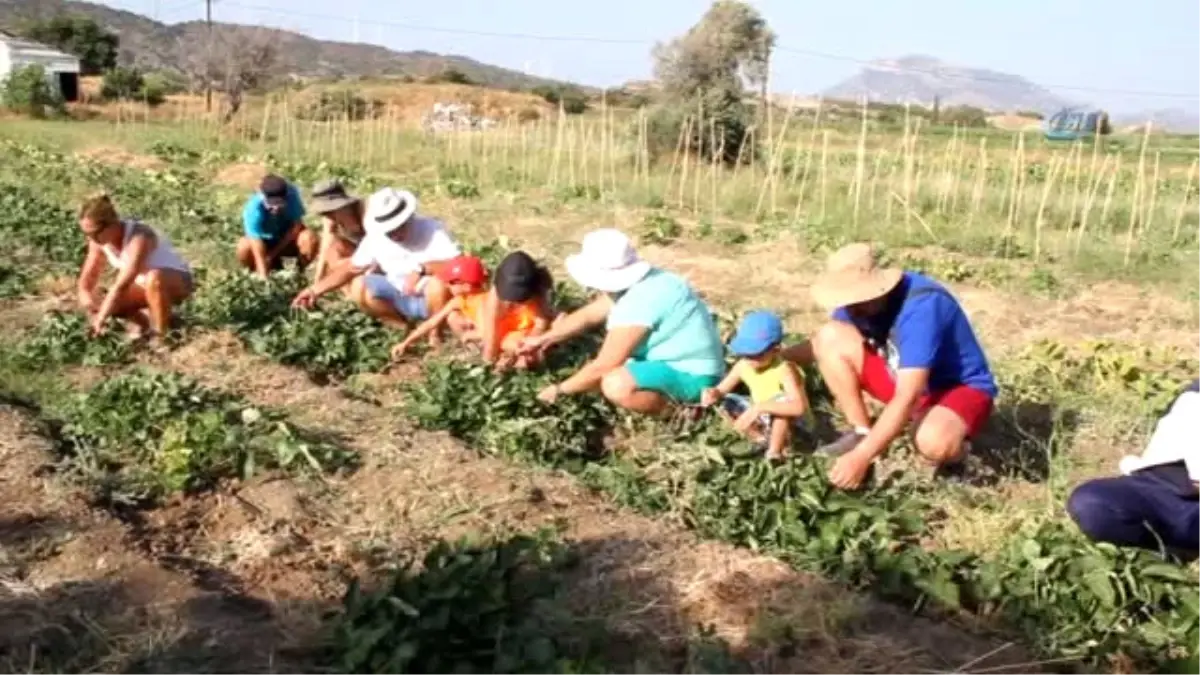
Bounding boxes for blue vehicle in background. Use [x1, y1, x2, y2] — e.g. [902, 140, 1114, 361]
[1044, 107, 1112, 141]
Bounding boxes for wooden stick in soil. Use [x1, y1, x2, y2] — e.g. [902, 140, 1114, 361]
[693, 99, 705, 214]
[1033, 154, 1063, 262]
[966, 137, 988, 231]
[549, 104, 566, 188]
[666, 114, 690, 200]
[851, 96, 869, 232]
[1123, 123, 1152, 267]
[676, 116, 694, 210]
[791, 104, 823, 222]
[1075, 153, 1114, 254]
[755, 93, 798, 219]
[819, 129, 830, 223]
[1142, 151, 1161, 239]
[1098, 153, 1122, 236]
[1172, 158, 1198, 244]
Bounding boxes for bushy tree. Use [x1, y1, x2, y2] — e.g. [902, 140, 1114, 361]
[530, 84, 589, 114]
[1, 65, 65, 118]
[18, 15, 119, 76]
[644, 0, 774, 165]
[100, 66, 165, 106]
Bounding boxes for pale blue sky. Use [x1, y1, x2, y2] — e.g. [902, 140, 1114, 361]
[99, 0, 1198, 114]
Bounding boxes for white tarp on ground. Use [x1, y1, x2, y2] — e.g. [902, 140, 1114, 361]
[421, 102, 497, 132]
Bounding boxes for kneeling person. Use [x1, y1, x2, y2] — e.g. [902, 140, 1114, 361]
[238, 174, 318, 278]
[291, 188, 459, 336]
[701, 311, 813, 461]
[76, 193, 193, 341]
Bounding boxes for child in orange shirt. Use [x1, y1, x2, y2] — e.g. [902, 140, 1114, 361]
[390, 253, 552, 369]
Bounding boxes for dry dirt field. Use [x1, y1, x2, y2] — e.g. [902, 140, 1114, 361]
[0, 98, 1196, 673]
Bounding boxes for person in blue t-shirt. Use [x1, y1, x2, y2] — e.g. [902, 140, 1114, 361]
[237, 174, 318, 278]
[782, 243, 997, 490]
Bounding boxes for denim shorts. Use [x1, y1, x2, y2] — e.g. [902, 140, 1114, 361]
[721, 393, 811, 432]
[361, 273, 429, 321]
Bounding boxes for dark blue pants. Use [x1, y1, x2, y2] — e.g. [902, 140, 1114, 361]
[1067, 470, 1199, 554]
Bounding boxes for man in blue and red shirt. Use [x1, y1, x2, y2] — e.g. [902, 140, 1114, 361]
[783, 243, 997, 489]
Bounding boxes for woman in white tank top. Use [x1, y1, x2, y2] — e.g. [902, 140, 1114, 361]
[75, 193, 193, 340]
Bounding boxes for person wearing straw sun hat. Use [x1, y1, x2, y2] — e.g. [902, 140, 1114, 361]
[291, 187, 460, 334]
[309, 179, 366, 284]
[518, 228, 725, 414]
[781, 242, 997, 490]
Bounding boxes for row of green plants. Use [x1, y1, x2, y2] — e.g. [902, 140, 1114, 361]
[131, 229, 1200, 670]
[0, 352, 355, 506]
[401, 350, 1198, 671]
[2, 138, 1196, 671]
[327, 531, 601, 674]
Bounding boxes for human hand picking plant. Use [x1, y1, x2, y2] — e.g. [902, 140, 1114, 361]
[536, 383, 561, 404]
[291, 287, 319, 310]
[829, 447, 874, 490]
[699, 387, 721, 407]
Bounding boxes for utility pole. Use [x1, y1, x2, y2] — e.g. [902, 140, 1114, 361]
[204, 0, 213, 112]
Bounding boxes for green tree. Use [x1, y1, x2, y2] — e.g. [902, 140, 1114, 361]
[19, 15, 120, 76]
[1, 64, 65, 118]
[644, 0, 774, 164]
[101, 66, 165, 106]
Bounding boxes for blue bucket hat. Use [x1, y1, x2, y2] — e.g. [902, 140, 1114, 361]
[729, 310, 784, 357]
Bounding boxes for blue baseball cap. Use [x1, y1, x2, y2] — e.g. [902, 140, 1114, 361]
[729, 310, 784, 356]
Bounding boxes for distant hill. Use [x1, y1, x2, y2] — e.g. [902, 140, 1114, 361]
[823, 55, 1076, 114]
[0, 0, 575, 91]
[1114, 107, 1200, 134]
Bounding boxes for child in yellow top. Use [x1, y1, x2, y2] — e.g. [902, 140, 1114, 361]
[390, 254, 550, 369]
[700, 310, 812, 461]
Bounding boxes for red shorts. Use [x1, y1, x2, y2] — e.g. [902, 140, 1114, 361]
[860, 348, 994, 437]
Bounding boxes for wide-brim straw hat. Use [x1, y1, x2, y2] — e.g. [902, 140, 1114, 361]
[564, 228, 652, 293]
[310, 179, 360, 215]
[811, 242, 903, 309]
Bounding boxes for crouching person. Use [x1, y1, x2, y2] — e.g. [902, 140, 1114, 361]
[290, 188, 458, 337]
[1067, 380, 1199, 561]
[76, 192, 193, 343]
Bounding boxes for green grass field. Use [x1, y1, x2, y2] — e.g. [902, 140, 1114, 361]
[0, 105, 1196, 673]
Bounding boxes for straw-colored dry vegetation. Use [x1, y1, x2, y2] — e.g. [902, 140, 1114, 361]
[1, 3, 1198, 673]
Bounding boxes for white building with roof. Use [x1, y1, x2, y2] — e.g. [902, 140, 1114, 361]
[0, 31, 81, 102]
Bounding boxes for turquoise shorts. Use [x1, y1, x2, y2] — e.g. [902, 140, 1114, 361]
[625, 360, 720, 404]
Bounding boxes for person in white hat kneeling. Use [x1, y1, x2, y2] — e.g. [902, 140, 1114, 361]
[290, 188, 460, 336]
[781, 243, 997, 490]
[518, 228, 725, 414]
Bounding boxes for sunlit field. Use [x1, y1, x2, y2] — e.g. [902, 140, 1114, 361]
[0, 87, 1196, 673]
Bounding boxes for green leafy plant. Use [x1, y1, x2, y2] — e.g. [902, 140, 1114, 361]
[10, 311, 132, 368]
[53, 369, 356, 505]
[328, 532, 581, 674]
[637, 213, 683, 246]
[0, 65, 65, 118]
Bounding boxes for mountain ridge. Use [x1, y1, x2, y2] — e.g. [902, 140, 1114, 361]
[821, 54, 1078, 114]
[0, 0, 575, 91]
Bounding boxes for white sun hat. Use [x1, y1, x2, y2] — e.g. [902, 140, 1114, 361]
[565, 228, 653, 293]
[364, 187, 418, 236]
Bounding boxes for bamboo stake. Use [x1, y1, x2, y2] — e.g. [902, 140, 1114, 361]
[1124, 123, 1152, 266]
[1076, 154, 1117, 253]
[851, 96, 869, 232]
[1172, 159, 1198, 244]
[1033, 154, 1063, 262]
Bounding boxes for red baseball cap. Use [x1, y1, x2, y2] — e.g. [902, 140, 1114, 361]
[437, 255, 487, 286]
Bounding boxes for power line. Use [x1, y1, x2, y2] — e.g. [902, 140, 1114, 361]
[209, 0, 1200, 101]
